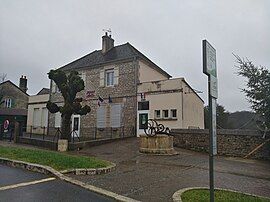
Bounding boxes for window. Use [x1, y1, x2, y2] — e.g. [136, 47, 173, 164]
[154, 110, 161, 119]
[97, 105, 106, 128]
[106, 69, 114, 86]
[139, 113, 148, 129]
[110, 104, 122, 127]
[41, 108, 48, 127]
[4, 98, 12, 108]
[54, 112, 61, 128]
[33, 108, 41, 127]
[138, 101, 149, 110]
[51, 81, 60, 93]
[162, 110, 169, 118]
[171, 109, 177, 118]
[79, 72, 86, 84]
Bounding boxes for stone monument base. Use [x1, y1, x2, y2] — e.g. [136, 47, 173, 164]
[139, 134, 178, 155]
[58, 139, 68, 152]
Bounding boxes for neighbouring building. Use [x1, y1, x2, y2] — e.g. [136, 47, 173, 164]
[0, 76, 29, 131]
[48, 33, 204, 139]
[27, 88, 49, 134]
[137, 78, 204, 135]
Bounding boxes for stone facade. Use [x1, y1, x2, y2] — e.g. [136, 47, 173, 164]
[0, 80, 29, 128]
[0, 81, 28, 109]
[48, 60, 138, 139]
[172, 129, 270, 160]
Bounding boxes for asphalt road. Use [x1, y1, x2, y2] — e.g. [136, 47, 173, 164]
[0, 164, 114, 202]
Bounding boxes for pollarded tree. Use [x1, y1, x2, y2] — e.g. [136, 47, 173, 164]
[235, 55, 270, 130]
[47, 70, 91, 140]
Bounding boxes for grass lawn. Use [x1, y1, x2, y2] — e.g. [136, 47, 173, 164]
[181, 189, 270, 202]
[0, 146, 110, 171]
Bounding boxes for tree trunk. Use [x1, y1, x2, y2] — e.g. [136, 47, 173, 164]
[61, 114, 72, 141]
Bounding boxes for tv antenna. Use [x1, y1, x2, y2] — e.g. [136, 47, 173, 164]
[102, 28, 112, 35]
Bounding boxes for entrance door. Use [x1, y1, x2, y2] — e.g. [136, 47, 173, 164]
[71, 115, 80, 137]
[137, 111, 149, 137]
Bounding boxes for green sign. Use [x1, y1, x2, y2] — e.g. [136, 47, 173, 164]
[203, 40, 217, 77]
[203, 40, 218, 98]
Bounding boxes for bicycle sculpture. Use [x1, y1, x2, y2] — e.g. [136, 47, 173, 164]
[144, 119, 171, 137]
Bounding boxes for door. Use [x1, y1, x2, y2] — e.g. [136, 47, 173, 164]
[137, 111, 149, 137]
[71, 115, 80, 137]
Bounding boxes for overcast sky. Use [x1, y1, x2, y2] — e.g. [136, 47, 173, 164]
[0, 0, 269, 112]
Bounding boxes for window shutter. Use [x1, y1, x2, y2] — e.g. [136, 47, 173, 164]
[97, 106, 106, 128]
[110, 104, 122, 127]
[54, 112, 61, 127]
[11, 99, 15, 108]
[114, 67, 119, 85]
[100, 69, 105, 87]
[51, 81, 56, 93]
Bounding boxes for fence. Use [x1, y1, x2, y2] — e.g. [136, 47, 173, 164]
[19, 125, 135, 143]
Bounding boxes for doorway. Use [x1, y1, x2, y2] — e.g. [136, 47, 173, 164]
[71, 115, 80, 137]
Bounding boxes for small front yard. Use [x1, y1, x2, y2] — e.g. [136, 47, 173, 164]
[181, 189, 270, 202]
[0, 146, 110, 171]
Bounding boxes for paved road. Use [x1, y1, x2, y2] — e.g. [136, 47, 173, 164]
[0, 164, 114, 202]
[70, 138, 270, 202]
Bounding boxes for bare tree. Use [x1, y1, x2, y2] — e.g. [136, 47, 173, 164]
[0, 73, 7, 83]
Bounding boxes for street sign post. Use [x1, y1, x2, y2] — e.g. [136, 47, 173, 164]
[203, 39, 218, 202]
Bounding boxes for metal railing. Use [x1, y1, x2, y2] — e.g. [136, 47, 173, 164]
[18, 125, 136, 143]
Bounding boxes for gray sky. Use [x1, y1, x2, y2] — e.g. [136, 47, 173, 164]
[0, 0, 269, 112]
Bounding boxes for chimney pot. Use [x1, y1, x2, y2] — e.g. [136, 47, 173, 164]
[102, 33, 114, 54]
[19, 75, 27, 93]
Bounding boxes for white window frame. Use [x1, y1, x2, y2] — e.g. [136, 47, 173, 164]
[78, 72, 86, 84]
[5, 98, 12, 108]
[154, 110, 161, 119]
[105, 69, 114, 87]
[162, 110, 169, 119]
[171, 109, 177, 118]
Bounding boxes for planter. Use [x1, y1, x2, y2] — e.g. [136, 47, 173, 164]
[139, 134, 178, 155]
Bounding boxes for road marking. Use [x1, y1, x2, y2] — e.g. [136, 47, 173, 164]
[0, 177, 56, 191]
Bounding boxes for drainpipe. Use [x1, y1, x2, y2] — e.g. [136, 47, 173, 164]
[133, 56, 139, 137]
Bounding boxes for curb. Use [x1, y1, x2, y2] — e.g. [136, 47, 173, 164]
[172, 187, 270, 202]
[60, 163, 116, 175]
[0, 157, 140, 202]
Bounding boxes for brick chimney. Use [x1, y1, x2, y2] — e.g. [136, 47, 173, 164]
[102, 32, 114, 54]
[19, 75, 27, 93]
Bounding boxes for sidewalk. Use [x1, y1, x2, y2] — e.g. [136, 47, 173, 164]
[70, 138, 270, 202]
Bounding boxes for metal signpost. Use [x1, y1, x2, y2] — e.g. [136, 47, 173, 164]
[203, 39, 218, 202]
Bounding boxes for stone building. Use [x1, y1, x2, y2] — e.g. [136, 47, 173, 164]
[0, 76, 29, 130]
[27, 88, 49, 134]
[48, 33, 204, 139]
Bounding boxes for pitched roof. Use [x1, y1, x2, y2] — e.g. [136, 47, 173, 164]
[37, 88, 50, 95]
[0, 80, 29, 96]
[59, 43, 171, 78]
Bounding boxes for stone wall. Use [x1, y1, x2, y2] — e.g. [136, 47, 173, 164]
[48, 60, 138, 138]
[172, 129, 270, 160]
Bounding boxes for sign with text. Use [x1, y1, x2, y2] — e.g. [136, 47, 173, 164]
[203, 40, 217, 77]
[85, 90, 95, 99]
[202, 39, 218, 202]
